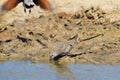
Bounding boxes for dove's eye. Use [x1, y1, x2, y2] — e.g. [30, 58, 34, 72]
[50, 54, 54, 57]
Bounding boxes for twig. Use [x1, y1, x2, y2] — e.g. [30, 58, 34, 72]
[79, 34, 102, 42]
[36, 39, 48, 48]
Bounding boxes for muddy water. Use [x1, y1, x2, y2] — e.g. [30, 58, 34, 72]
[0, 61, 120, 80]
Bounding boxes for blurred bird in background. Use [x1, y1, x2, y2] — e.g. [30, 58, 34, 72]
[1, 0, 55, 13]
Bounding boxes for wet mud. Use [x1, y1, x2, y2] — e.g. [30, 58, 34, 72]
[0, 1, 120, 64]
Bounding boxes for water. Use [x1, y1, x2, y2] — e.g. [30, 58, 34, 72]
[0, 61, 120, 80]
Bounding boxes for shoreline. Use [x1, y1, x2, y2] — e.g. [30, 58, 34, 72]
[0, 1, 120, 65]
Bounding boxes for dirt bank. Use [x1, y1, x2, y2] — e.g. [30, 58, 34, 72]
[0, 0, 120, 64]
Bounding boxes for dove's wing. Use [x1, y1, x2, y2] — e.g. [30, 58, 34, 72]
[2, 0, 22, 10]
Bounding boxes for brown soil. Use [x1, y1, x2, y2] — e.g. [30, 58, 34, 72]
[0, 0, 120, 64]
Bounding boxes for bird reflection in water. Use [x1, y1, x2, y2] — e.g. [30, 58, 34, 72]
[48, 61, 75, 80]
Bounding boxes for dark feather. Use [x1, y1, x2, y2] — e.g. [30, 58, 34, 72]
[33, 0, 52, 10]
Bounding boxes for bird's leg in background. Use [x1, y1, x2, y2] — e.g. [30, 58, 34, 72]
[29, 9, 31, 13]
[24, 8, 26, 13]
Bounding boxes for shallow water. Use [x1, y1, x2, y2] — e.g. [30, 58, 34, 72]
[0, 61, 120, 80]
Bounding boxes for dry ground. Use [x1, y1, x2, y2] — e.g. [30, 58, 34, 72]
[0, 0, 120, 64]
